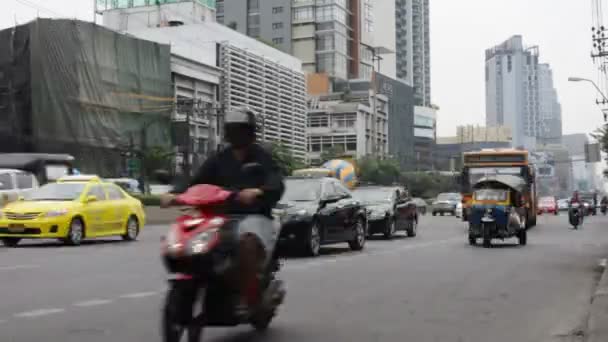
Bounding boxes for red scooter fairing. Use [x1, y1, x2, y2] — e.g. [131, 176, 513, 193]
[174, 184, 233, 207]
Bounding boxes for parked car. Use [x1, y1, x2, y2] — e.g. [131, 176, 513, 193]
[538, 196, 558, 215]
[0, 169, 39, 207]
[432, 193, 461, 216]
[411, 198, 427, 215]
[274, 177, 367, 257]
[557, 198, 570, 211]
[352, 186, 418, 239]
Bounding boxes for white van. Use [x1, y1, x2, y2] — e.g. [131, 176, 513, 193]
[0, 169, 39, 207]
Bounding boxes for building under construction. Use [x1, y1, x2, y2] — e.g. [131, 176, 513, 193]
[0, 18, 174, 176]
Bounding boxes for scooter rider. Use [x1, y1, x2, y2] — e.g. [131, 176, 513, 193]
[160, 106, 285, 316]
[569, 190, 583, 223]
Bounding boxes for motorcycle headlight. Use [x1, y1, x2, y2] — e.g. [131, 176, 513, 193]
[189, 229, 220, 254]
[165, 225, 183, 254]
[45, 209, 69, 217]
[485, 208, 493, 216]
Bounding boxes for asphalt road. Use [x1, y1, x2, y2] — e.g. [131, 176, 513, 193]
[1, 213, 608, 342]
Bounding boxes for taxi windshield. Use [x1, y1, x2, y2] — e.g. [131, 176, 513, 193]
[28, 183, 86, 201]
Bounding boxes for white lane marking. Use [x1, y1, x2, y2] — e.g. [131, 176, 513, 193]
[0, 264, 40, 272]
[599, 258, 607, 268]
[73, 299, 113, 307]
[285, 237, 462, 271]
[14, 308, 65, 318]
[119, 291, 159, 299]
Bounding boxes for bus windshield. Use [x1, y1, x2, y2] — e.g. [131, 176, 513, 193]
[468, 167, 522, 185]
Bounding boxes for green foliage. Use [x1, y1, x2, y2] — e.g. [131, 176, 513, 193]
[320, 146, 346, 164]
[357, 156, 401, 185]
[142, 146, 174, 178]
[270, 142, 305, 176]
[400, 172, 459, 198]
[256, 37, 278, 48]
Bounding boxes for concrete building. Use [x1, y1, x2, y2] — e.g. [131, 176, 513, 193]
[215, 0, 293, 53]
[395, 0, 431, 106]
[331, 74, 415, 167]
[435, 125, 511, 171]
[537, 64, 562, 144]
[486, 36, 540, 149]
[306, 91, 389, 165]
[371, 0, 397, 79]
[97, 0, 217, 28]
[216, 0, 386, 84]
[485, 36, 562, 150]
[562, 133, 595, 191]
[413, 105, 436, 170]
[100, 0, 308, 161]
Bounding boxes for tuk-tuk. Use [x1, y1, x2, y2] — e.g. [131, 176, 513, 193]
[0, 153, 75, 185]
[467, 174, 528, 248]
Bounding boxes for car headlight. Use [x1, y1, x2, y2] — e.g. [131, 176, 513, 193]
[46, 209, 69, 217]
[285, 209, 308, 222]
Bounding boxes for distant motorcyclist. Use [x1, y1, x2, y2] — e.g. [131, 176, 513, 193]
[568, 190, 584, 226]
[160, 106, 285, 316]
[601, 196, 608, 215]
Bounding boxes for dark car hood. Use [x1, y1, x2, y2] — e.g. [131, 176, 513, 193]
[363, 202, 391, 211]
[275, 201, 317, 215]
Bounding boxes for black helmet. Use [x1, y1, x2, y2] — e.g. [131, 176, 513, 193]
[224, 106, 257, 148]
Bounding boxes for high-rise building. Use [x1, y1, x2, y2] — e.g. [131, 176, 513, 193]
[486, 35, 552, 149]
[217, 0, 379, 83]
[395, 0, 431, 106]
[537, 63, 562, 144]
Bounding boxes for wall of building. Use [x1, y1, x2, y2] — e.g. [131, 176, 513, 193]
[102, 0, 216, 30]
[373, 0, 397, 79]
[375, 72, 414, 168]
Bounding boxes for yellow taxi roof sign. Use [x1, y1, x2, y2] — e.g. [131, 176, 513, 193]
[57, 175, 101, 183]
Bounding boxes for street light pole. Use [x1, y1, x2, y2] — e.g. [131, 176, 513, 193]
[568, 76, 608, 104]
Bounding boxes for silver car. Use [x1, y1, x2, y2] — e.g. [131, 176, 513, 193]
[432, 193, 462, 216]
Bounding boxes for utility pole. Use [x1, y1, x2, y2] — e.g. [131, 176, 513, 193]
[183, 99, 194, 177]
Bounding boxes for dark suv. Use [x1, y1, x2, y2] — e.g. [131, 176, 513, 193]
[274, 177, 367, 257]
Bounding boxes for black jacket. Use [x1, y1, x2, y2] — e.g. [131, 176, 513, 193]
[170, 144, 285, 218]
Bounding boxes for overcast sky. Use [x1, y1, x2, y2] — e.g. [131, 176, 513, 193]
[0, 0, 604, 138]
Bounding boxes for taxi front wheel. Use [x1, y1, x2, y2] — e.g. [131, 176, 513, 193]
[1, 238, 21, 247]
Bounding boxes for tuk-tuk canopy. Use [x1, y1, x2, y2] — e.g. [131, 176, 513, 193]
[472, 174, 526, 193]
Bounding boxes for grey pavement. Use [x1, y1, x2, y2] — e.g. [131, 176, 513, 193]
[1, 214, 608, 342]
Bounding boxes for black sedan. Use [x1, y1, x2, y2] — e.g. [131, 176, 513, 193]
[274, 177, 367, 257]
[353, 186, 418, 239]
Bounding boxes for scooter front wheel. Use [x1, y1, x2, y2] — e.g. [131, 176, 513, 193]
[162, 282, 204, 342]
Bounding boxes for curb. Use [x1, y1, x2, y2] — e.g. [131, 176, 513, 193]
[587, 258, 608, 342]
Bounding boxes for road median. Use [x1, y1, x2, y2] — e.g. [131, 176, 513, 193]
[587, 259, 608, 342]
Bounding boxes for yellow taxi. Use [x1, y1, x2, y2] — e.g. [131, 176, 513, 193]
[0, 175, 146, 247]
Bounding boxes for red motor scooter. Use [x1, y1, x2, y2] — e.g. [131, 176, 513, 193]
[161, 184, 285, 342]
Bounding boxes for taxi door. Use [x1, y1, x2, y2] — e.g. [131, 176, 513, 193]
[104, 184, 129, 234]
[82, 185, 109, 236]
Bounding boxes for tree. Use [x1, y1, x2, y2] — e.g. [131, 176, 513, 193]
[357, 156, 401, 185]
[269, 142, 305, 176]
[591, 124, 608, 178]
[142, 146, 174, 180]
[320, 145, 345, 164]
[227, 21, 238, 30]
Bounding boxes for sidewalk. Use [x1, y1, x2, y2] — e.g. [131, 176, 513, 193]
[587, 258, 608, 342]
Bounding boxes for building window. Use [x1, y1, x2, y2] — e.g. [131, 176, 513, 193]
[272, 37, 284, 44]
[272, 6, 283, 14]
[293, 7, 313, 21]
[272, 22, 283, 29]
